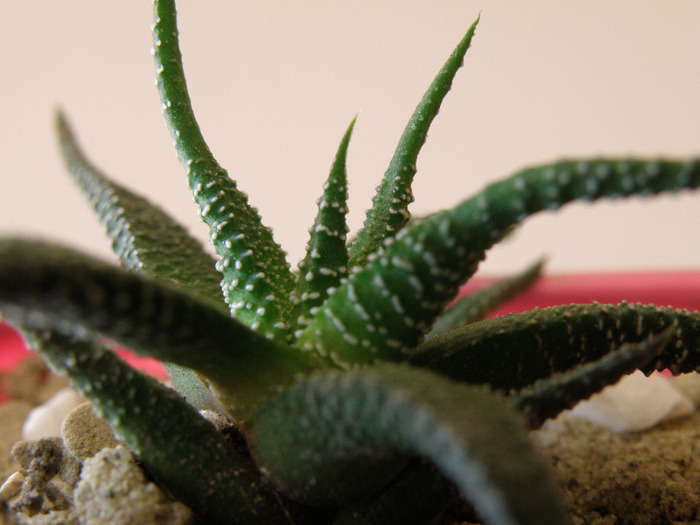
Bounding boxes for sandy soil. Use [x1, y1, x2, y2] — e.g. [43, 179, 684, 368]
[533, 411, 700, 524]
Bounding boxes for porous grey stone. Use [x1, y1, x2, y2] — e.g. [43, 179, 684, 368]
[73, 446, 192, 525]
[7, 438, 77, 517]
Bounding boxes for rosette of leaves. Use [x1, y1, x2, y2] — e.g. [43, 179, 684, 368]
[1, 2, 700, 524]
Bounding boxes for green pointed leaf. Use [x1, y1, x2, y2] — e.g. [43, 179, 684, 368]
[19, 329, 292, 525]
[410, 302, 700, 392]
[0, 238, 322, 420]
[511, 328, 673, 428]
[57, 110, 225, 409]
[152, 0, 294, 341]
[426, 258, 544, 339]
[292, 117, 355, 331]
[247, 364, 568, 525]
[348, 16, 480, 269]
[56, 110, 224, 307]
[298, 158, 700, 365]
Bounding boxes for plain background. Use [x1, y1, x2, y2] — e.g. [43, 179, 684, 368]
[2, 2, 700, 277]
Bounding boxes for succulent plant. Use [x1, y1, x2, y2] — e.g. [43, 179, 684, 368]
[2, 1, 700, 524]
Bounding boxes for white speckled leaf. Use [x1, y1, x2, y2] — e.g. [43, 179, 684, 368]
[153, 0, 294, 341]
[300, 160, 700, 366]
[349, 16, 480, 269]
[292, 118, 355, 331]
[247, 363, 568, 525]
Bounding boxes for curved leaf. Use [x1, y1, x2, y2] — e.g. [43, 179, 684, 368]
[18, 329, 291, 525]
[349, 16, 480, 268]
[57, 110, 225, 408]
[246, 364, 568, 525]
[55, 110, 223, 307]
[511, 328, 673, 428]
[427, 258, 544, 339]
[0, 238, 322, 420]
[298, 158, 700, 365]
[152, 0, 294, 341]
[410, 302, 700, 391]
[292, 117, 355, 331]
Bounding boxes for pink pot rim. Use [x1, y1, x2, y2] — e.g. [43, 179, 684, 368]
[460, 269, 700, 318]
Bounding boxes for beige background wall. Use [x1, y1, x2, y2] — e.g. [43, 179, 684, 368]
[2, 2, 700, 276]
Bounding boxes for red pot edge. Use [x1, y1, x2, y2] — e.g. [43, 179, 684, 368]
[461, 269, 700, 318]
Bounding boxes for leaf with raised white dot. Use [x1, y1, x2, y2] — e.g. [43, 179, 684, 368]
[426, 257, 544, 339]
[298, 158, 700, 366]
[57, 110, 229, 408]
[348, 16, 480, 269]
[0, 238, 322, 421]
[20, 328, 292, 525]
[56, 110, 223, 306]
[246, 363, 568, 525]
[410, 302, 700, 392]
[152, 0, 295, 341]
[292, 117, 355, 332]
[511, 328, 673, 428]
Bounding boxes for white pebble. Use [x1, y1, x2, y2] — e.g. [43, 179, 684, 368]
[22, 387, 84, 440]
[0, 471, 25, 500]
[571, 371, 695, 433]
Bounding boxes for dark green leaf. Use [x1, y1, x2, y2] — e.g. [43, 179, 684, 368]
[410, 302, 700, 391]
[55, 110, 224, 307]
[427, 258, 544, 339]
[0, 238, 322, 420]
[292, 118, 355, 331]
[332, 459, 457, 525]
[20, 329, 292, 525]
[153, 0, 294, 341]
[56, 110, 226, 408]
[348, 16, 480, 268]
[299, 158, 700, 365]
[511, 328, 673, 428]
[246, 364, 567, 525]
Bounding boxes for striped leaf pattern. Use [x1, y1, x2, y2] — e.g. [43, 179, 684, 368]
[298, 159, 700, 365]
